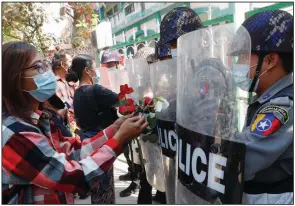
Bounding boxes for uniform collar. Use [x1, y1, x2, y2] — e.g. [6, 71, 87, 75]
[252, 73, 293, 104]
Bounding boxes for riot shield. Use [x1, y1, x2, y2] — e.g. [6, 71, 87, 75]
[125, 58, 153, 101]
[125, 58, 165, 192]
[108, 68, 129, 93]
[150, 59, 178, 203]
[98, 67, 112, 90]
[176, 23, 251, 204]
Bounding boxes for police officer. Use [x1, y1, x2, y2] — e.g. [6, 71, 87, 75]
[159, 7, 203, 59]
[232, 10, 293, 204]
[156, 7, 204, 204]
[101, 49, 121, 69]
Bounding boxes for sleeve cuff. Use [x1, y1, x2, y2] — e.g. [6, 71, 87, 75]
[103, 125, 117, 140]
[104, 138, 123, 157]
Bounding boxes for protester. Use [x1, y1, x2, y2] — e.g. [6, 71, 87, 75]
[2, 41, 148, 204]
[66, 54, 120, 204]
[231, 10, 293, 204]
[52, 51, 75, 108]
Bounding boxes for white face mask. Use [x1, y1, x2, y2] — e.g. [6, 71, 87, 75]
[171, 49, 177, 59]
[108, 67, 116, 72]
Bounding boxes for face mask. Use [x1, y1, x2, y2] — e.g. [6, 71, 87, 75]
[232, 64, 253, 91]
[252, 67, 271, 92]
[108, 67, 116, 72]
[22, 71, 57, 102]
[89, 69, 100, 84]
[171, 49, 177, 59]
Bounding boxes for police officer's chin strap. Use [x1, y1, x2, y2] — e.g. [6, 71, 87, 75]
[249, 53, 267, 92]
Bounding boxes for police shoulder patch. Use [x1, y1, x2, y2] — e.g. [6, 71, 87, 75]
[250, 105, 289, 136]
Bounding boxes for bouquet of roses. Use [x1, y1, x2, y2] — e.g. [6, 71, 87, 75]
[117, 84, 169, 141]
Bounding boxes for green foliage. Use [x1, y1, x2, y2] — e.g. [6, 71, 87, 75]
[2, 3, 54, 55]
[69, 3, 100, 44]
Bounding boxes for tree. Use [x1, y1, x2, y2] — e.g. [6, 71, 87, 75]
[66, 3, 100, 48]
[2, 3, 54, 54]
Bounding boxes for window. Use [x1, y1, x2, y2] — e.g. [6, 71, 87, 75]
[140, 2, 145, 11]
[125, 3, 135, 16]
[106, 9, 113, 17]
[114, 5, 118, 13]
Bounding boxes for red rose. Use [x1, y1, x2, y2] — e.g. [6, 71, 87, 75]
[127, 98, 134, 105]
[127, 105, 136, 113]
[119, 106, 127, 114]
[118, 92, 126, 100]
[120, 84, 129, 93]
[120, 84, 134, 94]
[126, 87, 134, 94]
[144, 97, 153, 106]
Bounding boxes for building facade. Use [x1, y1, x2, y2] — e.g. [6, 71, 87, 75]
[93, 2, 293, 64]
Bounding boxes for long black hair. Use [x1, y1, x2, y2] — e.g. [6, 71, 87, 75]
[66, 54, 93, 83]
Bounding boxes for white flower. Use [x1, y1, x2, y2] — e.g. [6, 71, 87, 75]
[144, 112, 155, 118]
[155, 97, 169, 112]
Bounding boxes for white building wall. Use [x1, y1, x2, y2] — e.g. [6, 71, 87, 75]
[140, 19, 157, 31]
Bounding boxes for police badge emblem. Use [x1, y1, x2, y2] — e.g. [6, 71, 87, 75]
[199, 76, 209, 98]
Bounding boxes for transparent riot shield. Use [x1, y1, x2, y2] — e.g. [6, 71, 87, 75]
[125, 59, 165, 192]
[108, 68, 129, 93]
[125, 58, 153, 101]
[176, 23, 251, 204]
[150, 59, 178, 203]
[98, 67, 112, 90]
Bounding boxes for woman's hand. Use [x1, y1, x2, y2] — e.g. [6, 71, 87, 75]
[57, 108, 68, 120]
[113, 113, 134, 131]
[113, 116, 148, 144]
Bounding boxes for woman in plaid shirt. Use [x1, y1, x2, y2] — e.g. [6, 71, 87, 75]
[2, 42, 148, 204]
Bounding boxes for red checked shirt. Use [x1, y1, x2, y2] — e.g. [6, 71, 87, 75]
[2, 110, 122, 204]
[55, 75, 76, 108]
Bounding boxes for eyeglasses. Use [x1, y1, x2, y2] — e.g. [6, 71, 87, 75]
[23, 60, 51, 74]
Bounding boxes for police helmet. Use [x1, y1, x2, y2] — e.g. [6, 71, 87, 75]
[160, 7, 204, 45]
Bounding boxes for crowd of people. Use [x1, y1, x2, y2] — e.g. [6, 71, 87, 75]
[2, 6, 293, 205]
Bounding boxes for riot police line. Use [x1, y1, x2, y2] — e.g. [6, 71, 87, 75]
[106, 8, 293, 205]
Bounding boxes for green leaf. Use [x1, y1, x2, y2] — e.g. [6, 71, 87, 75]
[146, 116, 157, 129]
[155, 97, 164, 103]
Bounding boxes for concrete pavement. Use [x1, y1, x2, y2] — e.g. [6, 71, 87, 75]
[75, 154, 157, 204]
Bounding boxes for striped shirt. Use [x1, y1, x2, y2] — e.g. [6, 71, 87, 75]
[2, 110, 122, 204]
[55, 76, 76, 108]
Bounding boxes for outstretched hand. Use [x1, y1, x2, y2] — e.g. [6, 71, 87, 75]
[113, 113, 135, 131]
[113, 115, 149, 144]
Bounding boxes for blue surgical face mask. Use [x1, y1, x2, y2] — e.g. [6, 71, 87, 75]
[232, 64, 253, 91]
[233, 63, 262, 92]
[90, 69, 100, 84]
[22, 71, 57, 102]
[171, 49, 177, 59]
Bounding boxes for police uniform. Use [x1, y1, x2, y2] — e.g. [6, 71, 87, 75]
[241, 73, 293, 204]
